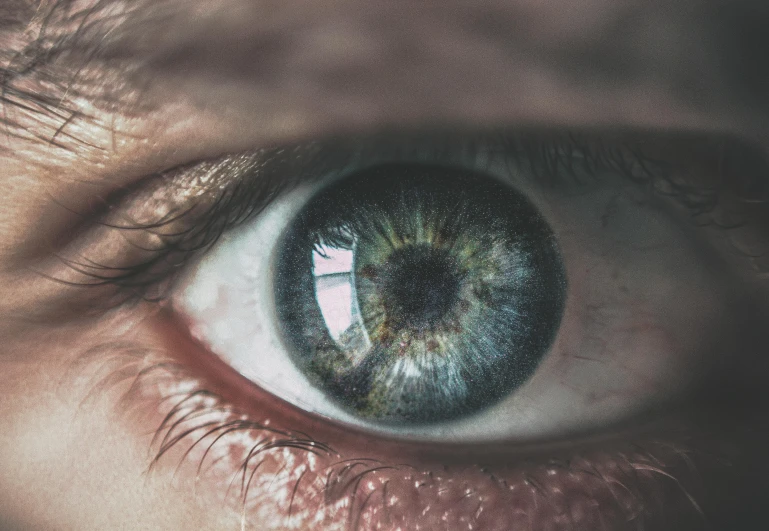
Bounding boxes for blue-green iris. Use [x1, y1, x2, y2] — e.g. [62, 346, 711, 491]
[275, 165, 566, 424]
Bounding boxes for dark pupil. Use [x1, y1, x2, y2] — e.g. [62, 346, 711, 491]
[376, 245, 461, 332]
[275, 164, 567, 425]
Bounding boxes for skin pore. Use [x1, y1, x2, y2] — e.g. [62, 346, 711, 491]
[2, 0, 769, 529]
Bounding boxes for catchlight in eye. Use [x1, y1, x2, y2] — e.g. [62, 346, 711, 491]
[175, 135, 734, 442]
[274, 165, 567, 424]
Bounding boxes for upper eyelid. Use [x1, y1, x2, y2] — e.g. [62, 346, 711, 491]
[24, 146, 323, 316]
[38, 156, 284, 303]
[34, 130, 767, 320]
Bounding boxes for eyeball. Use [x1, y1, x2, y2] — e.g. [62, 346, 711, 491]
[273, 164, 566, 424]
[174, 143, 734, 443]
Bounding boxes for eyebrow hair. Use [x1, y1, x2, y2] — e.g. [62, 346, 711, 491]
[2, 0, 769, 157]
[0, 0, 157, 151]
[0, 0, 58, 140]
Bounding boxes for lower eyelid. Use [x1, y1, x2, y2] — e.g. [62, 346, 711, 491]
[79, 309, 751, 531]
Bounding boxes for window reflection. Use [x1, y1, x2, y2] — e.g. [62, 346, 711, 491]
[312, 243, 371, 356]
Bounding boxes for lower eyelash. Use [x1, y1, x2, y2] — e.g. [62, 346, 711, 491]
[72, 338, 724, 531]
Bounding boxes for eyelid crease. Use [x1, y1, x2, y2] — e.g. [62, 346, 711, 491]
[40, 129, 769, 321]
[27, 148, 307, 320]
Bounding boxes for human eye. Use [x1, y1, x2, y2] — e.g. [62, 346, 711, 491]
[5, 1, 769, 529]
[172, 133, 730, 441]
[43, 129, 769, 530]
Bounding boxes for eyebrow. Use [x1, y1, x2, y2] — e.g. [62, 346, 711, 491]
[2, 0, 769, 155]
[0, 0, 168, 152]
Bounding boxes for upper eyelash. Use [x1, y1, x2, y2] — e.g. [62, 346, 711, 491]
[48, 130, 767, 312]
[42, 160, 289, 310]
[55, 133, 761, 528]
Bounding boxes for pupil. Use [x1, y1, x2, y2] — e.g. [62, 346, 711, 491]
[380, 245, 461, 332]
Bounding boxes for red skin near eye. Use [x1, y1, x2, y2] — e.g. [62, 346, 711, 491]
[142, 309, 761, 531]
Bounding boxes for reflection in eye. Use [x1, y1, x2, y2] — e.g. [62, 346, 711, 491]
[173, 132, 742, 443]
[42, 129, 769, 529]
[276, 165, 566, 425]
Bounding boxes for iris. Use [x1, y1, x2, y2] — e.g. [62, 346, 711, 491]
[275, 165, 566, 424]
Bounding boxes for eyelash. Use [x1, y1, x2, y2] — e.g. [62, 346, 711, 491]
[56, 129, 744, 310]
[73, 340, 336, 508]
[57, 128, 766, 529]
[80, 338, 714, 530]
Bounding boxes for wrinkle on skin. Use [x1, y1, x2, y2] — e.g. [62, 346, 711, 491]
[0, 0, 768, 169]
[59, 321, 758, 531]
[0, 0, 767, 271]
[1, 0, 769, 529]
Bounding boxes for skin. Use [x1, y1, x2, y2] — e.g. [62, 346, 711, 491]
[1, 0, 769, 529]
